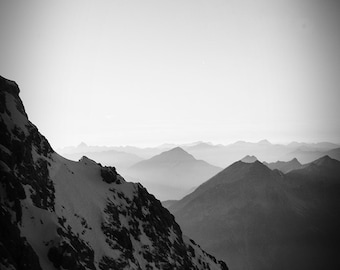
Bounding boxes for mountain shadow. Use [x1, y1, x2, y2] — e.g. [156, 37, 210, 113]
[169, 158, 340, 270]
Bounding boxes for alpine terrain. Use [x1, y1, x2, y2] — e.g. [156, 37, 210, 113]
[125, 147, 221, 201]
[0, 76, 228, 270]
[263, 158, 303, 173]
[169, 158, 340, 270]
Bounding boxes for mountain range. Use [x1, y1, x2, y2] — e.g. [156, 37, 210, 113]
[183, 140, 340, 167]
[263, 158, 302, 173]
[60, 140, 340, 170]
[169, 156, 340, 270]
[61, 148, 143, 172]
[0, 76, 227, 270]
[124, 147, 222, 201]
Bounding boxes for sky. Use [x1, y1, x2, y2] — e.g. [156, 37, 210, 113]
[1, 0, 340, 148]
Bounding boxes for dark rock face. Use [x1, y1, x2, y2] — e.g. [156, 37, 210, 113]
[0, 208, 42, 270]
[0, 76, 227, 270]
[0, 77, 53, 270]
[101, 166, 119, 184]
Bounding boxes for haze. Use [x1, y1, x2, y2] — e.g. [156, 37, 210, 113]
[1, 0, 340, 148]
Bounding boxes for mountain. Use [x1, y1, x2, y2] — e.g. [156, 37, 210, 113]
[169, 158, 340, 270]
[287, 155, 340, 180]
[0, 76, 227, 270]
[58, 143, 116, 155]
[59, 144, 166, 160]
[240, 155, 258, 163]
[287, 141, 340, 150]
[327, 147, 340, 160]
[183, 140, 340, 168]
[263, 158, 302, 173]
[283, 147, 340, 164]
[61, 149, 144, 172]
[125, 147, 222, 201]
[60, 141, 340, 170]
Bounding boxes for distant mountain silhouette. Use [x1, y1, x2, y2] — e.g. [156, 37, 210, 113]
[263, 158, 302, 173]
[61, 150, 144, 172]
[60, 141, 340, 169]
[287, 141, 340, 150]
[287, 155, 340, 180]
[125, 147, 221, 201]
[240, 155, 258, 163]
[183, 140, 339, 168]
[169, 157, 340, 270]
[283, 147, 340, 164]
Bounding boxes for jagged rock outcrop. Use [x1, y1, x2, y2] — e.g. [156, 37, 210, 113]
[0, 76, 228, 270]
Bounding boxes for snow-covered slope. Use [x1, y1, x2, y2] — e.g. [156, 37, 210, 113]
[0, 76, 228, 270]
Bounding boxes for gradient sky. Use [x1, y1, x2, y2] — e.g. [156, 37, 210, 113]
[1, 0, 340, 148]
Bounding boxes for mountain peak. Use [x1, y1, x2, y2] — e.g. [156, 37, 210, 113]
[79, 155, 98, 166]
[77, 142, 88, 148]
[312, 155, 338, 167]
[258, 139, 271, 145]
[153, 147, 196, 162]
[170, 146, 186, 152]
[204, 159, 271, 187]
[0, 75, 19, 95]
[241, 155, 258, 163]
[290, 157, 301, 165]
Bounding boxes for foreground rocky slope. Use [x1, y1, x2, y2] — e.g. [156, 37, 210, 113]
[0, 76, 227, 270]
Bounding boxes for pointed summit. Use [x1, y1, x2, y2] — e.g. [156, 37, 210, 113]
[241, 155, 258, 163]
[169, 146, 188, 153]
[287, 155, 340, 180]
[264, 158, 302, 173]
[77, 142, 88, 148]
[189, 159, 272, 193]
[311, 155, 339, 168]
[127, 147, 221, 200]
[149, 147, 196, 162]
[170, 151, 340, 270]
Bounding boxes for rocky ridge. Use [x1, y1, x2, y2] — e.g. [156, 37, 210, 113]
[0, 76, 227, 270]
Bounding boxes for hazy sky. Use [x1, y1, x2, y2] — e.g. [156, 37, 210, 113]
[1, 0, 340, 148]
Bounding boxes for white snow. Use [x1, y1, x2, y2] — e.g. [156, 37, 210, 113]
[2, 93, 29, 136]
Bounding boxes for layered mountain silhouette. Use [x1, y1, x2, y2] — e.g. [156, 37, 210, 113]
[240, 155, 258, 163]
[183, 141, 340, 168]
[169, 157, 340, 270]
[59, 144, 168, 160]
[59, 141, 340, 170]
[62, 149, 144, 172]
[282, 147, 340, 164]
[0, 76, 227, 270]
[263, 158, 302, 173]
[125, 147, 222, 201]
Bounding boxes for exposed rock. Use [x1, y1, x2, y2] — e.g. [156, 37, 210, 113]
[0, 76, 228, 270]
